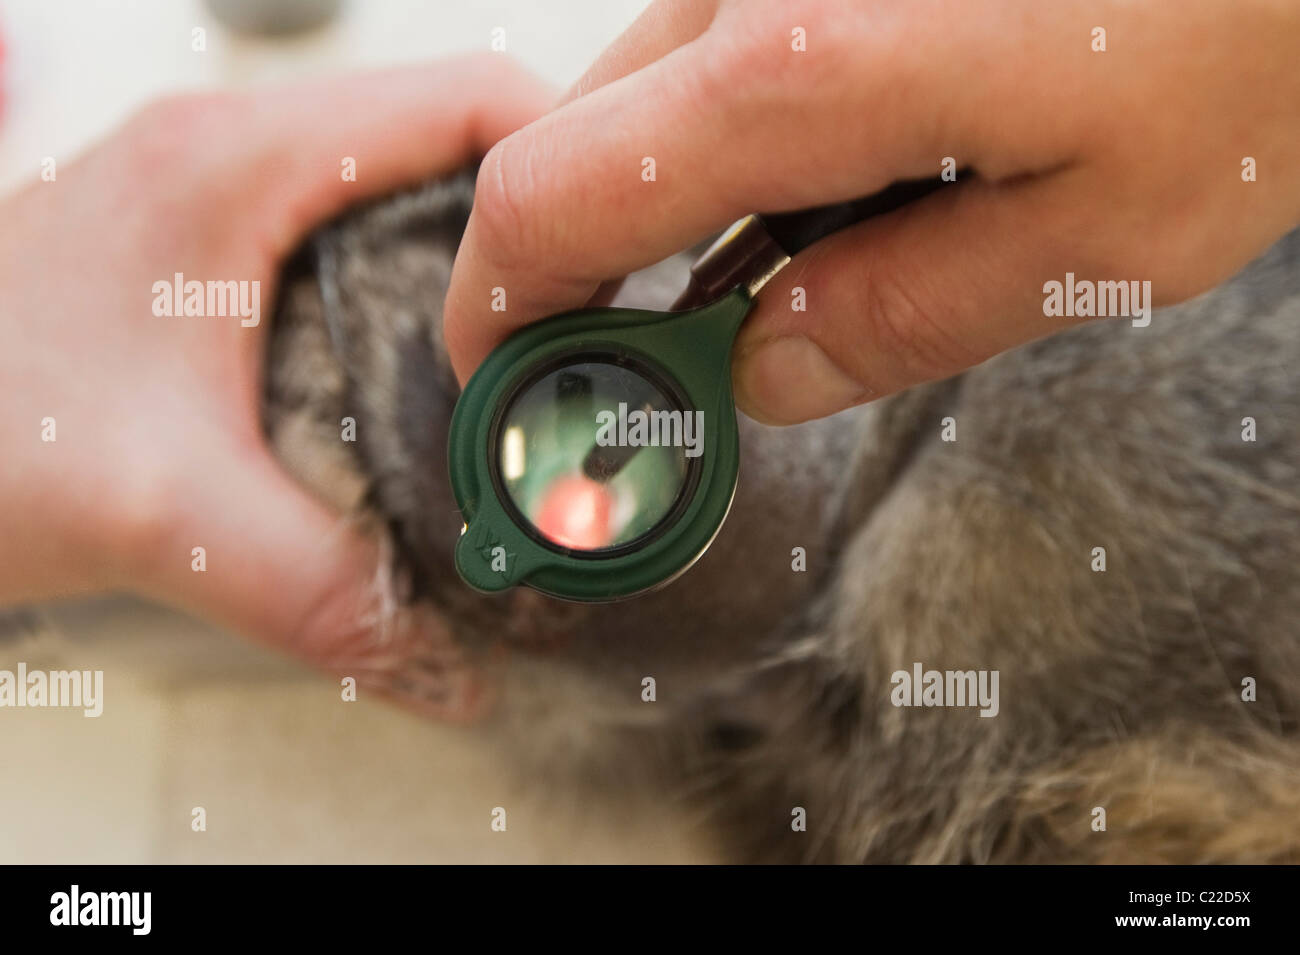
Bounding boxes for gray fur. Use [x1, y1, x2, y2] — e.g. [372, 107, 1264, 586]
[265, 172, 1300, 863]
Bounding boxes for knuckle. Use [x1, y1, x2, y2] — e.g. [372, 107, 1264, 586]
[449, 49, 506, 76]
[453, 49, 531, 87]
[103, 457, 186, 588]
[709, 0, 851, 104]
[695, 26, 781, 118]
[120, 91, 242, 174]
[861, 266, 982, 388]
[471, 134, 545, 273]
[133, 90, 242, 140]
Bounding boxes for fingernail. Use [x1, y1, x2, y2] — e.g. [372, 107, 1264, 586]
[732, 336, 871, 425]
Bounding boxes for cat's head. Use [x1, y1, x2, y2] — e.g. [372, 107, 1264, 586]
[265, 171, 862, 729]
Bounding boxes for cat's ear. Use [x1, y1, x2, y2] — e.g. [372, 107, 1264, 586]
[274, 174, 478, 598]
[264, 259, 365, 515]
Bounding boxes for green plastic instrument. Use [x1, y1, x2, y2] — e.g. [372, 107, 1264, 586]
[448, 173, 959, 601]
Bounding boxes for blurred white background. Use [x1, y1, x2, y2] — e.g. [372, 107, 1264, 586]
[0, 0, 715, 863]
[0, 0, 648, 191]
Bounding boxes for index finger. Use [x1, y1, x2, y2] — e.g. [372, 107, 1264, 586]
[441, 21, 944, 384]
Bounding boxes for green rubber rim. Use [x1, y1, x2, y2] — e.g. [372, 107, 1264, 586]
[448, 287, 753, 602]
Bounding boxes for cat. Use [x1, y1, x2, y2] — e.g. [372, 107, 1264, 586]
[264, 169, 1300, 863]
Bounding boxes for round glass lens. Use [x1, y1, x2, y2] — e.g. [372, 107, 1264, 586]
[496, 360, 696, 554]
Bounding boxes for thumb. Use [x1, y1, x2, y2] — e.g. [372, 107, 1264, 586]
[139, 438, 488, 721]
[731, 171, 1092, 425]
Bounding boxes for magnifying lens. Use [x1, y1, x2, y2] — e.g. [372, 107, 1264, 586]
[449, 173, 959, 601]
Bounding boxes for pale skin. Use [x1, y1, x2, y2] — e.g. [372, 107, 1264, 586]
[0, 56, 552, 716]
[443, 0, 1300, 424]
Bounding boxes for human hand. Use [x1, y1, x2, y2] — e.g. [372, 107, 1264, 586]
[0, 56, 551, 716]
[443, 0, 1300, 424]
